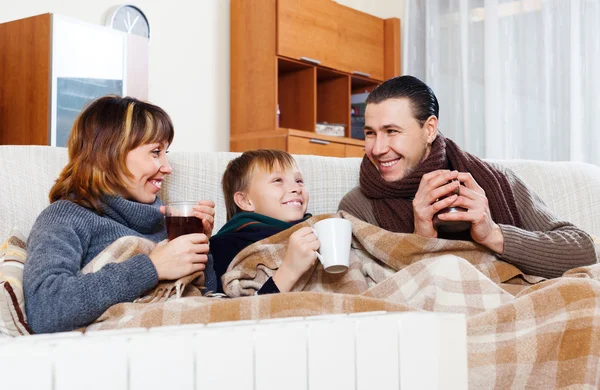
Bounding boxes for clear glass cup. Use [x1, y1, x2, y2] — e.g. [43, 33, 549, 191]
[164, 201, 203, 241]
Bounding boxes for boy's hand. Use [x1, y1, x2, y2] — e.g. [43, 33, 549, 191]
[193, 200, 216, 238]
[273, 227, 320, 292]
[160, 200, 216, 238]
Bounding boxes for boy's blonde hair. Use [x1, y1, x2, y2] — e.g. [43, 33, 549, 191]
[222, 149, 298, 220]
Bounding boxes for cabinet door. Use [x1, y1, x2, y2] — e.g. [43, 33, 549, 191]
[288, 136, 345, 157]
[278, 0, 384, 81]
[277, 0, 339, 69]
[338, 9, 384, 81]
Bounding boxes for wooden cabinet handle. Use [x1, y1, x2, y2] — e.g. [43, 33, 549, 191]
[300, 56, 321, 65]
[309, 138, 330, 145]
[353, 70, 371, 78]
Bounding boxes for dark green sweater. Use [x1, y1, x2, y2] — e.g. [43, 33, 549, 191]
[210, 212, 310, 294]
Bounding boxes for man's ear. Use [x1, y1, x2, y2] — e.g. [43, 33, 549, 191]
[234, 191, 255, 212]
[424, 115, 439, 144]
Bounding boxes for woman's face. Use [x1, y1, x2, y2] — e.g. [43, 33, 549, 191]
[120, 142, 172, 203]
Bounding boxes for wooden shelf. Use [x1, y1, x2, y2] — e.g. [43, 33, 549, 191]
[316, 68, 350, 137]
[287, 129, 363, 146]
[277, 57, 315, 132]
[351, 75, 380, 95]
[230, 0, 400, 157]
[231, 128, 365, 158]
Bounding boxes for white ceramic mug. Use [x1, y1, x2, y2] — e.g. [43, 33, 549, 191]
[312, 218, 352, 274]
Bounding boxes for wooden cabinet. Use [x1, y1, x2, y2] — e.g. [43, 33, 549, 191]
[230, 0, 400, 157]
[0, 14, 148, 146]
[289, 135, 346, 158]
[277, 0, 340, 73]
[345, 144, 366, 158]
[278, 0, 385, 80]
[230, 129, 366, 158]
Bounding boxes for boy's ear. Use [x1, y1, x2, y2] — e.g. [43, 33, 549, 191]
[234, 191, 255, 212]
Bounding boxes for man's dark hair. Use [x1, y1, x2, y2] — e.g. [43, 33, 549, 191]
[366, 75, 439, 127]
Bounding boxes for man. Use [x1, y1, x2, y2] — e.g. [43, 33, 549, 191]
[339, 75, 596, 278]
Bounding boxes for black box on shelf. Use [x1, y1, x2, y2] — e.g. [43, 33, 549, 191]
[351, 116, 365, 140]
[351, 102, 366, 140]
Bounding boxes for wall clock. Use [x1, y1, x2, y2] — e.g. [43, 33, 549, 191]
[105, 5, 150, 42]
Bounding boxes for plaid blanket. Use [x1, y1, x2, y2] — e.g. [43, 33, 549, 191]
[86, 213, 600, 389]
[81, 236, 205, 303]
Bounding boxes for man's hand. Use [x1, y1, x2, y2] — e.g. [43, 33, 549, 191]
[435, 172, 504, 253]
[273, 227, 320, 292]
[413, 169, 461, 238]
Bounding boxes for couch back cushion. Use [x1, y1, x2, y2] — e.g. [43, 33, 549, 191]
[494, 159, 600, 236]
[1, 146, 599, 238]
[158, 152, 362, 234]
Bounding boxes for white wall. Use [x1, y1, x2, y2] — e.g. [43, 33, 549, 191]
[335, 0, 404, 20]
[0, 0, 403, 152]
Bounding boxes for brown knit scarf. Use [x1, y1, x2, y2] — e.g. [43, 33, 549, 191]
[359, 135, 522, 236]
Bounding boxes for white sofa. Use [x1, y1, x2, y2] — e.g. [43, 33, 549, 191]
[2, 145, 600, 239]
[3, 145, 600, 389]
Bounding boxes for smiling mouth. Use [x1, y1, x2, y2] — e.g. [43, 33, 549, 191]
[149, 179, 162, 189]
[379, 158, 400, 168]
[283, 200, 302, 207]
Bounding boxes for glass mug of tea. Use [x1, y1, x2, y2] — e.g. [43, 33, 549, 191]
[165, 201, 204, 241]
[432, 180, 471, 233]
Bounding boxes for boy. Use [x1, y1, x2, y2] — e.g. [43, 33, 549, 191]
[210, 149, 320, 295]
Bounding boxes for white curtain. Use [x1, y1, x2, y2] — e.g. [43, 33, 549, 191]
[404, 0, 600, 164]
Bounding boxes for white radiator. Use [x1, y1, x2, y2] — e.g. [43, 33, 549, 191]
[0, 311, 468, 390]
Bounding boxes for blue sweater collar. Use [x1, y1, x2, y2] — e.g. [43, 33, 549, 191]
[100, 196, 165, 234]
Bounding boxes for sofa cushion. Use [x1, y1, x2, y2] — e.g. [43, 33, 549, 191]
[591, 235, 600, 260]
[495, 160, 600, 236]
[159, 151, 361, 234]
[0, 229, 32, 336]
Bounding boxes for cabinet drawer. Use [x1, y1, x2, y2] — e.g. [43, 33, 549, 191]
[288, 135, 345, 157]
[345, 144, 365, 158]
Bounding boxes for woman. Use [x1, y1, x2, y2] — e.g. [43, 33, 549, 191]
[23, 96, 216, 333]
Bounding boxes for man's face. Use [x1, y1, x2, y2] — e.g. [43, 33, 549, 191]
[364, 98, 436, 182]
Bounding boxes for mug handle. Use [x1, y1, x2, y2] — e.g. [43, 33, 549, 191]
[311, 228, 324, 262]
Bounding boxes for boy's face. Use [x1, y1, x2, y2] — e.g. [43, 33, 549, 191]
[239, 164, 309, 222]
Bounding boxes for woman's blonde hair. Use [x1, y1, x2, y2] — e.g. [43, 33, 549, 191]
[222, 149, 298, 221]
[49, 95, 174, 212]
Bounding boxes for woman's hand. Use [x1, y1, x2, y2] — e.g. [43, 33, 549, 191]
[413, 169, 461, 238]
[273, 227, 320, 292]
[149, 233, 209, 280]
[435, 172, 504, 253]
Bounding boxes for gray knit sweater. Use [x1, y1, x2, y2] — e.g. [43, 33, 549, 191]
[338, 165, 597, 279]
[24, 196, 165, 333]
